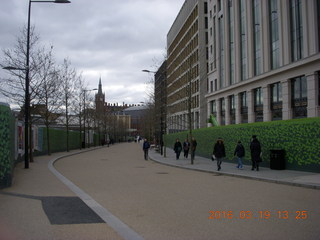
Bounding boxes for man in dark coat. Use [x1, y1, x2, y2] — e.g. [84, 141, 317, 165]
[250, 135, 262, 171]
[174, 138, 182, 160]
[213, 138, 226, 171]
[143, 139, 150, 160]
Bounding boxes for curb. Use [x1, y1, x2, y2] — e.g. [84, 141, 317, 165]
[148, 154, 320, 190]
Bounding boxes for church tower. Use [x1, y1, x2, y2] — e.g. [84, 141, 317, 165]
[95, 77, 105, 113]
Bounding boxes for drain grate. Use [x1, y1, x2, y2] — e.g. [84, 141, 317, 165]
[156, 172, 169, 174]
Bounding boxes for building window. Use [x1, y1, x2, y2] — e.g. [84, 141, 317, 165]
[290, 0, 303, 62]
[318, 71, 320, 106]
[253, 0, 262, 76]
[219, 16, 224, 88]
[240, 91, 248, 123]
[229, 0, 235, 85]
[211, 100, 217, 115]
[292, 76, 307, 118]
[218, 0, 222, 12]
[254, 87, 263, 122]
[318, 0, 320, 51]
[213, 17, 217, 69]
[270, 0, 280, 69]
[240, 0, 247, 81]
[229, 95, 236, 124]
[271, 82, 282, 120]
[220, 98, 225, 125]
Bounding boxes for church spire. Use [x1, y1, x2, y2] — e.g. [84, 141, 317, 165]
[98, 76, 103, 95]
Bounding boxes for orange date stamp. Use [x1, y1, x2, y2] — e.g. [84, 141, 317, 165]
[209, 210, 308, 220]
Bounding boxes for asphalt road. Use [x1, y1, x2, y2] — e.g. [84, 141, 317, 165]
[54, 143, 320, 240]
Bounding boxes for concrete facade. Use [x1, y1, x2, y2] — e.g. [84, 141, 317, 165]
[166, 0, 208, 133]
[166, 0, 320, 130]
[206, 0, 320, 125]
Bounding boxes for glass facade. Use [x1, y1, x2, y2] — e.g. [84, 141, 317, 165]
[220, 98, 225, 125]
[270, 0, 280, 69]
[253, 0, 262, 76]
[254, 87, 263, 122]
[240, 91, 248, 123]
[229, 0, 235, 85]
[229, 95, 236, 124]
[271, 82, 282, 120]
[290, 0, 303, 62]
[240, 0, 247, 81]
[219, 16, 225, 88]
[292, 76, 307, 118]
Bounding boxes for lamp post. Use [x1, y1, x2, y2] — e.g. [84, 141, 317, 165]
[19, 0, 70, 169]
[142, 69, 166, 157]
[3, 0, 71, 169]
[83, 88, 97, 148]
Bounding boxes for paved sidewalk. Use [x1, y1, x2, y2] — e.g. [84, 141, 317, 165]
[148, 148, 320, 189]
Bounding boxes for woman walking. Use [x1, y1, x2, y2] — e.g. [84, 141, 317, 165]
[213, 138, 226, 171]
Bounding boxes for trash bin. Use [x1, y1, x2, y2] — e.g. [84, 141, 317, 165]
[270, 149, 285, 170]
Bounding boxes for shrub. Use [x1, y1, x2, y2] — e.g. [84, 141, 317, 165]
[164, 118, 320, 172]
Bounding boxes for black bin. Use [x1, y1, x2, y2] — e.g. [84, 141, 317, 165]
[270, 149, 285, 170]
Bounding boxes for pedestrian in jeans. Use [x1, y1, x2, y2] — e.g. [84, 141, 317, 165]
[174, 138, 182, 160]
[234, 140, 245, 169]
[213, 137, 226, 171]
[143, 139, 150, 160]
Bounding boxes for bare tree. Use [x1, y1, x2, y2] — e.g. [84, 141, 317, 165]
[71, 74, 86, 149]
[35, 46, 62, 155]
[58, 58, 77, 152]
[0, 26, 58, 160]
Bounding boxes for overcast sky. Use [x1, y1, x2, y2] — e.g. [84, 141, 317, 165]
[0, 0, 184, 106]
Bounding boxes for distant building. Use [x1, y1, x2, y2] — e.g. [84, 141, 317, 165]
[123, 105, 148, 137]
[166, 0, 208, 132]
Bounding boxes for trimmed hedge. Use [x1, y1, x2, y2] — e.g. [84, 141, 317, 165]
[39, 128, 80, 154]
[39, 128, 100, 155]
[0, 104, 15, 188]
[164, 117, 320, 173]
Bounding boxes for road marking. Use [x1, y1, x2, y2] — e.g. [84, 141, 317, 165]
[48, 152, 144, 240]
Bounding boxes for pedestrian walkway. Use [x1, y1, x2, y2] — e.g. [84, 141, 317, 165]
[148, 148, 320, 190]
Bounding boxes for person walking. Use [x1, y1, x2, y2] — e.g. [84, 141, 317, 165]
[183, 139, 190, 158]
[174, 138, 182, 160]
[234, 140, 245, 169]
[191, 137, 197, 160]
[250, 135, 262, 171]
[142, 138, 150, 160]
[213, 137, 226, 171]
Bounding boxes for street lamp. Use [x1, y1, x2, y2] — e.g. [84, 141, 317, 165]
[24, 0, 71, 168]
[142, 68, 166, 156]
[142, 69, 156, 74]
[83, 88, 97, 148]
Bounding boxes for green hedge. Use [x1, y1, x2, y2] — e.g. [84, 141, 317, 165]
[39, 128, 100, 155]
[39, 128, 81, 154]
[164, 118, 320, 172]
[0, 104, 15, 188]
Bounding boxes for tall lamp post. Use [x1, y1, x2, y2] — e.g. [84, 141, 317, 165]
[83, 88, 97, 148]
[142, 69, 167, 157]
[4, 0, 71, 169]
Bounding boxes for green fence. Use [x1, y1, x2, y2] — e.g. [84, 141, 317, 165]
[0, 104, 15, 188]
[164, 117, 320, 173]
